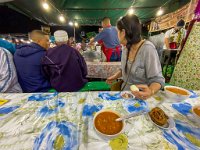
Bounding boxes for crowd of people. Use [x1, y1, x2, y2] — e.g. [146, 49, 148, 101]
[0, 14, 187, 100]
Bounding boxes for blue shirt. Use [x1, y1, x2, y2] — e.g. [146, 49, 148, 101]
[14, 43, 51, 92]
[0, 38, 16, 55]
[94, 26, 120, 48]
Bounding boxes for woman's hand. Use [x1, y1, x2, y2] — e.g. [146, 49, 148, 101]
[131, 85, 153, 100]
[106, 75, 118, 84]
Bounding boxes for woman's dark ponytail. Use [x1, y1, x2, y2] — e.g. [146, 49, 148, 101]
[117, 15, 141, 73]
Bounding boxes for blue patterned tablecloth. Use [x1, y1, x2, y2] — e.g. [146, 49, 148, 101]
[0, 91, 200, 150]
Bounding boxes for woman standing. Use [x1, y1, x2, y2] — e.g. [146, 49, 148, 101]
[106, 15, 165, 100]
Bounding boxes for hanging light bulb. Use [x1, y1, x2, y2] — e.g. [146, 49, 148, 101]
[59, 14, 65, 22]
[128, 6, 135, 16]
[156, 7, 164, 16]
[42, 1, 49, 10]
[69, 21, 73, 26]
[74, 22, 78, 27]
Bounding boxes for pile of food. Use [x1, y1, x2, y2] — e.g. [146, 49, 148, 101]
[193, 107, 200, 117]
[149, 107, 169, 126]
[121, 92, 133, 99]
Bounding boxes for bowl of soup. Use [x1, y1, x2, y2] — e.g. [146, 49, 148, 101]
[164, 86, 191, 101]
[192, 105, 200, 123]
[93, 110, 125, 138]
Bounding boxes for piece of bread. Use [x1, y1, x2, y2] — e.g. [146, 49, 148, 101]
[130, 85, 139, 92]
[149, 107, 168, 126]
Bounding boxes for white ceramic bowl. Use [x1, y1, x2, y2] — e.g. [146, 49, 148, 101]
[192, 105, 200, 123]
[93, 109, 125, 139]
[164, 86, 191, 102]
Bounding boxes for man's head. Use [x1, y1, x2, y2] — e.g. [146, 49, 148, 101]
[101, 17, 111, 28]
[175, 19, 185, 31]
[54, 30, 68, 46]
[30, 30, 50, 50]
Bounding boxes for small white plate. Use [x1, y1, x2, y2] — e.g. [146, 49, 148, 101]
[120, 91, 135, 100]
[147, 114, 175, 130]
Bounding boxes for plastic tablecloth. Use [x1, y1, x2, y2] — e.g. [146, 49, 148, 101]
[0, 91, 200, 150]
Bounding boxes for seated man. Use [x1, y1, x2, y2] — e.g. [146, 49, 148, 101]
[14, 30, 51, 92]
[0, 38, 16, 55]
[0, 47, 22, 93]
[42, 30, 88, 92]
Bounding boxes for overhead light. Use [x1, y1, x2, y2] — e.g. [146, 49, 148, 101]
[27, 41, 31, 44]
[20, 38, 24, 42]
[69, 21, 73, 26]
[156, 7, 164, 16]
[128, 6, 135, 16]
[42, 1, 49, 10]
[59, 14, 65, 22]
[74, 22, 78, 27]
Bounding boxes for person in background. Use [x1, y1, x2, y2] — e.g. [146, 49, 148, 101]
[89, 17, 121, 62]
[106, 15, 165, 100]
[0, 47, 22, 93]
[42, 30, 88, 92]
[68, 36, 75, 47]
[0, 38, 16, 55]
[164, 19, 186, 49]
[14, 30, 51, 92]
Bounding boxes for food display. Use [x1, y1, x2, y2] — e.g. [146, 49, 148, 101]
[94, 111, 123, 135]
[130, 85, 139, 92]
[149, 107, 169, 126]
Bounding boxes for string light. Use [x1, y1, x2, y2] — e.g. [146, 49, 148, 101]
[74, 22, 78, 27]
[156, 7, 164, 16]
[59, 14, 65, 22]
[42, 1, 49, 10]
[69, 21, 73, 26]
[128, 6, 135, 16]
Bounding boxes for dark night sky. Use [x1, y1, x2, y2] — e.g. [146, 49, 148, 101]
[0, 5, 100, 41]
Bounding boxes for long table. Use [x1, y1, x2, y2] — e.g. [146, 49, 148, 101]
[86, 62, 121, 79]
[0, 91, 200, 150]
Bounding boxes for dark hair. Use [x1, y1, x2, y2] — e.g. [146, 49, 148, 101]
[177, 19, 185, 27]
[117, 15, 142, 72]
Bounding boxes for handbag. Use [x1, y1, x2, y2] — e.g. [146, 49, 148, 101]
[110, 40, 145, 91]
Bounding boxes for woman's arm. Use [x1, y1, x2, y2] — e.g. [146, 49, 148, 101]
[106, 69, 122, 84]
[149, 82, 162, 95]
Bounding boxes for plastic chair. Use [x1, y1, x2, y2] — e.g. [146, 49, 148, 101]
[79, 81, 110, 92]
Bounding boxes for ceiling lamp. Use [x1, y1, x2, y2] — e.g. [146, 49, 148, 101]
[74, 22, 78, 27]
[156, 7, 164, 16]
[128, 6, 135, 16]
[69, 21, 73, 26]
[59, 14, 65, 22]
[42, 1, 49, 10]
